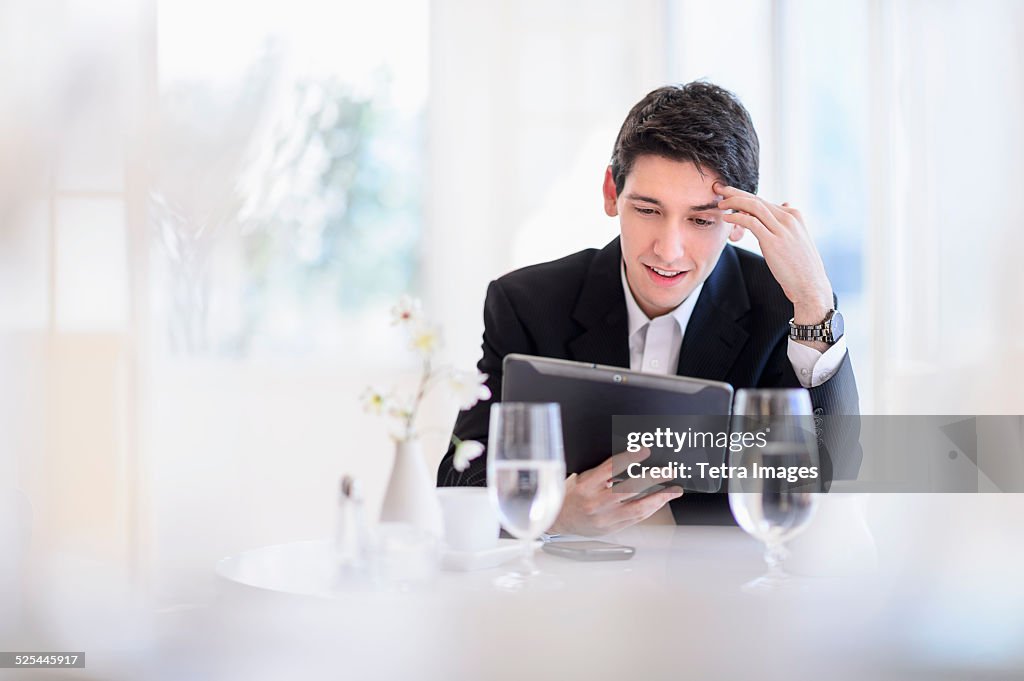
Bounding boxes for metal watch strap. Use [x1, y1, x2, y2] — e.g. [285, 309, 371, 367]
[789, 309, 835, 342]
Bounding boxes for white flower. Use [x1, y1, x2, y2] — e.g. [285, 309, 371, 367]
[386, 394, 413, 421]
[362, 297, 485, 443]
[408, 321, 441, 358]
[453, 439, 485, 472]
[360, 388, 388, 415]
[447, 370, 491, 410]
[391, 295, 422, 326]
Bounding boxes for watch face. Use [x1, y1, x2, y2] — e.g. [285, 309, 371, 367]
[829, 310, 845, 341]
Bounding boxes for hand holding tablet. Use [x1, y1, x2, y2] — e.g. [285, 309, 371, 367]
[502, 354, 732, 536]
[547, 448, 684, 536]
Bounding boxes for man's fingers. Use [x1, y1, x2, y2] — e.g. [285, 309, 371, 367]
[601, 486, 685, 528]
[609, 477, 666, 497]
[713, 181, 754, 199]
[582, 481, 667, 513]
[569, 452, 682, 530]
[722, 210, 773, 241]
[622, 486, 685, 521]
[611, 447, 652, 477]
[717, 184, 804, 233]
[717, 195, 783, 233]
[579, 448, 651, 492]
[763, 201, 804, 231]
[580, 454, 616, 486]
[779, 202, 805, 224]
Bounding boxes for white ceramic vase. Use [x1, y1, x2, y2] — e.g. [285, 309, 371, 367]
[379, 439, 444, 538]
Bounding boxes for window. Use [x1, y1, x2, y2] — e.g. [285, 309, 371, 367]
[154, 0, 428, 357]
[667, 0, 873, 408]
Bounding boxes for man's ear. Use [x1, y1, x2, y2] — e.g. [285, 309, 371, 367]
[727, 223, 745, 242]
[602, 166, 618, 217]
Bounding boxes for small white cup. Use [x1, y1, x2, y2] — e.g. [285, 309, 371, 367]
[436, 487, 499, 553]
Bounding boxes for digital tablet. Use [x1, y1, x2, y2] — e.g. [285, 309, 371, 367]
[501, 354, 734, 492]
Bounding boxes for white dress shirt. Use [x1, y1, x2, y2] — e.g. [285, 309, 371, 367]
[619, 261, 848, 388]
[619, 261, 848, 524]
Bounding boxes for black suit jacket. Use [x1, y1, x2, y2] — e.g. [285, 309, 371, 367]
[437, 237, 861, 524]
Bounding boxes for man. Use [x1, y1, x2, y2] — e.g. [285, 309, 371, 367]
[437, 82, 859, 533]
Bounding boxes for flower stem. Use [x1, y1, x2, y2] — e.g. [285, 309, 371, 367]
[404, 357, 432, 440]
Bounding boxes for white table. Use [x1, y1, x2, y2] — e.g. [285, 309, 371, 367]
[205, 496, 1024, 681]
[215, 526, 766, 598]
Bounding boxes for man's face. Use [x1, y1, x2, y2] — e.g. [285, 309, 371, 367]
[603, 155, 742, 319]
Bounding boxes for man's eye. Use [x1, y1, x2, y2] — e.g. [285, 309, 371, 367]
[692, 218, 716, 228]
[634, 207, 658, 216]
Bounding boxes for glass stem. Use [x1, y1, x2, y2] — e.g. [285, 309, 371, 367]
[764, 541, 788, 575]
[521, 538, 538, 576]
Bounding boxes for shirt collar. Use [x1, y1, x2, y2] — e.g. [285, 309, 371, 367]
[620, 259, 704, 339]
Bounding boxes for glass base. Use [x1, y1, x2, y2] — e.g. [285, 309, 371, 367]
[741, 543, 807, 594]
[492, 570, 563, 592]
[492, 541, 562, 592]
[741, 568, 800, 594]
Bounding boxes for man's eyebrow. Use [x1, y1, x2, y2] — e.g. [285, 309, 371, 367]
[623, 193, 722, 212]
[623, 192, 662, 206]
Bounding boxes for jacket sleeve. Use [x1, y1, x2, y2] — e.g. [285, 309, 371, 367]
[436, 279, 534, 487]
[759, 333, 863, 486]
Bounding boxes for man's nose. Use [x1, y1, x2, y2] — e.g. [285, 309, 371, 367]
[652, 226, 685, 264]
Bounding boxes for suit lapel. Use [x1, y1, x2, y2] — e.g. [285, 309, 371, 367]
[567, 238, 630, 368]
[566, 239, 751, 380]
[675, 245, 751, 381]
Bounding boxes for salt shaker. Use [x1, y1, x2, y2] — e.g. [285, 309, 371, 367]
[335, 475, 366, 571]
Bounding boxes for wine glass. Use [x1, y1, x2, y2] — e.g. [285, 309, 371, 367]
[728, 389, 821, 591]
[487, 402, 566, 588]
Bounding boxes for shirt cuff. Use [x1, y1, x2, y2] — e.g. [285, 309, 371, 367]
[786, 336, 848, 388]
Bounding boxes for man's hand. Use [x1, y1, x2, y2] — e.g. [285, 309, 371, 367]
[716, 183, 834, 352]
[548, 448, 684, 536]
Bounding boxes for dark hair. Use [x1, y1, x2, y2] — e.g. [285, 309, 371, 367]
[610, 81, 759, 195]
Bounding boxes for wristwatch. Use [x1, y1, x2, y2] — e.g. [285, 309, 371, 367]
[789, 308, 844, 344]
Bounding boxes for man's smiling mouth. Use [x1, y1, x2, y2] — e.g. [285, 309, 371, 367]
[645, 264, 686, 279]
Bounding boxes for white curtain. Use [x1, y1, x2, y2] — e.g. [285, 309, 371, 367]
[867, 0, 1024, 413]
